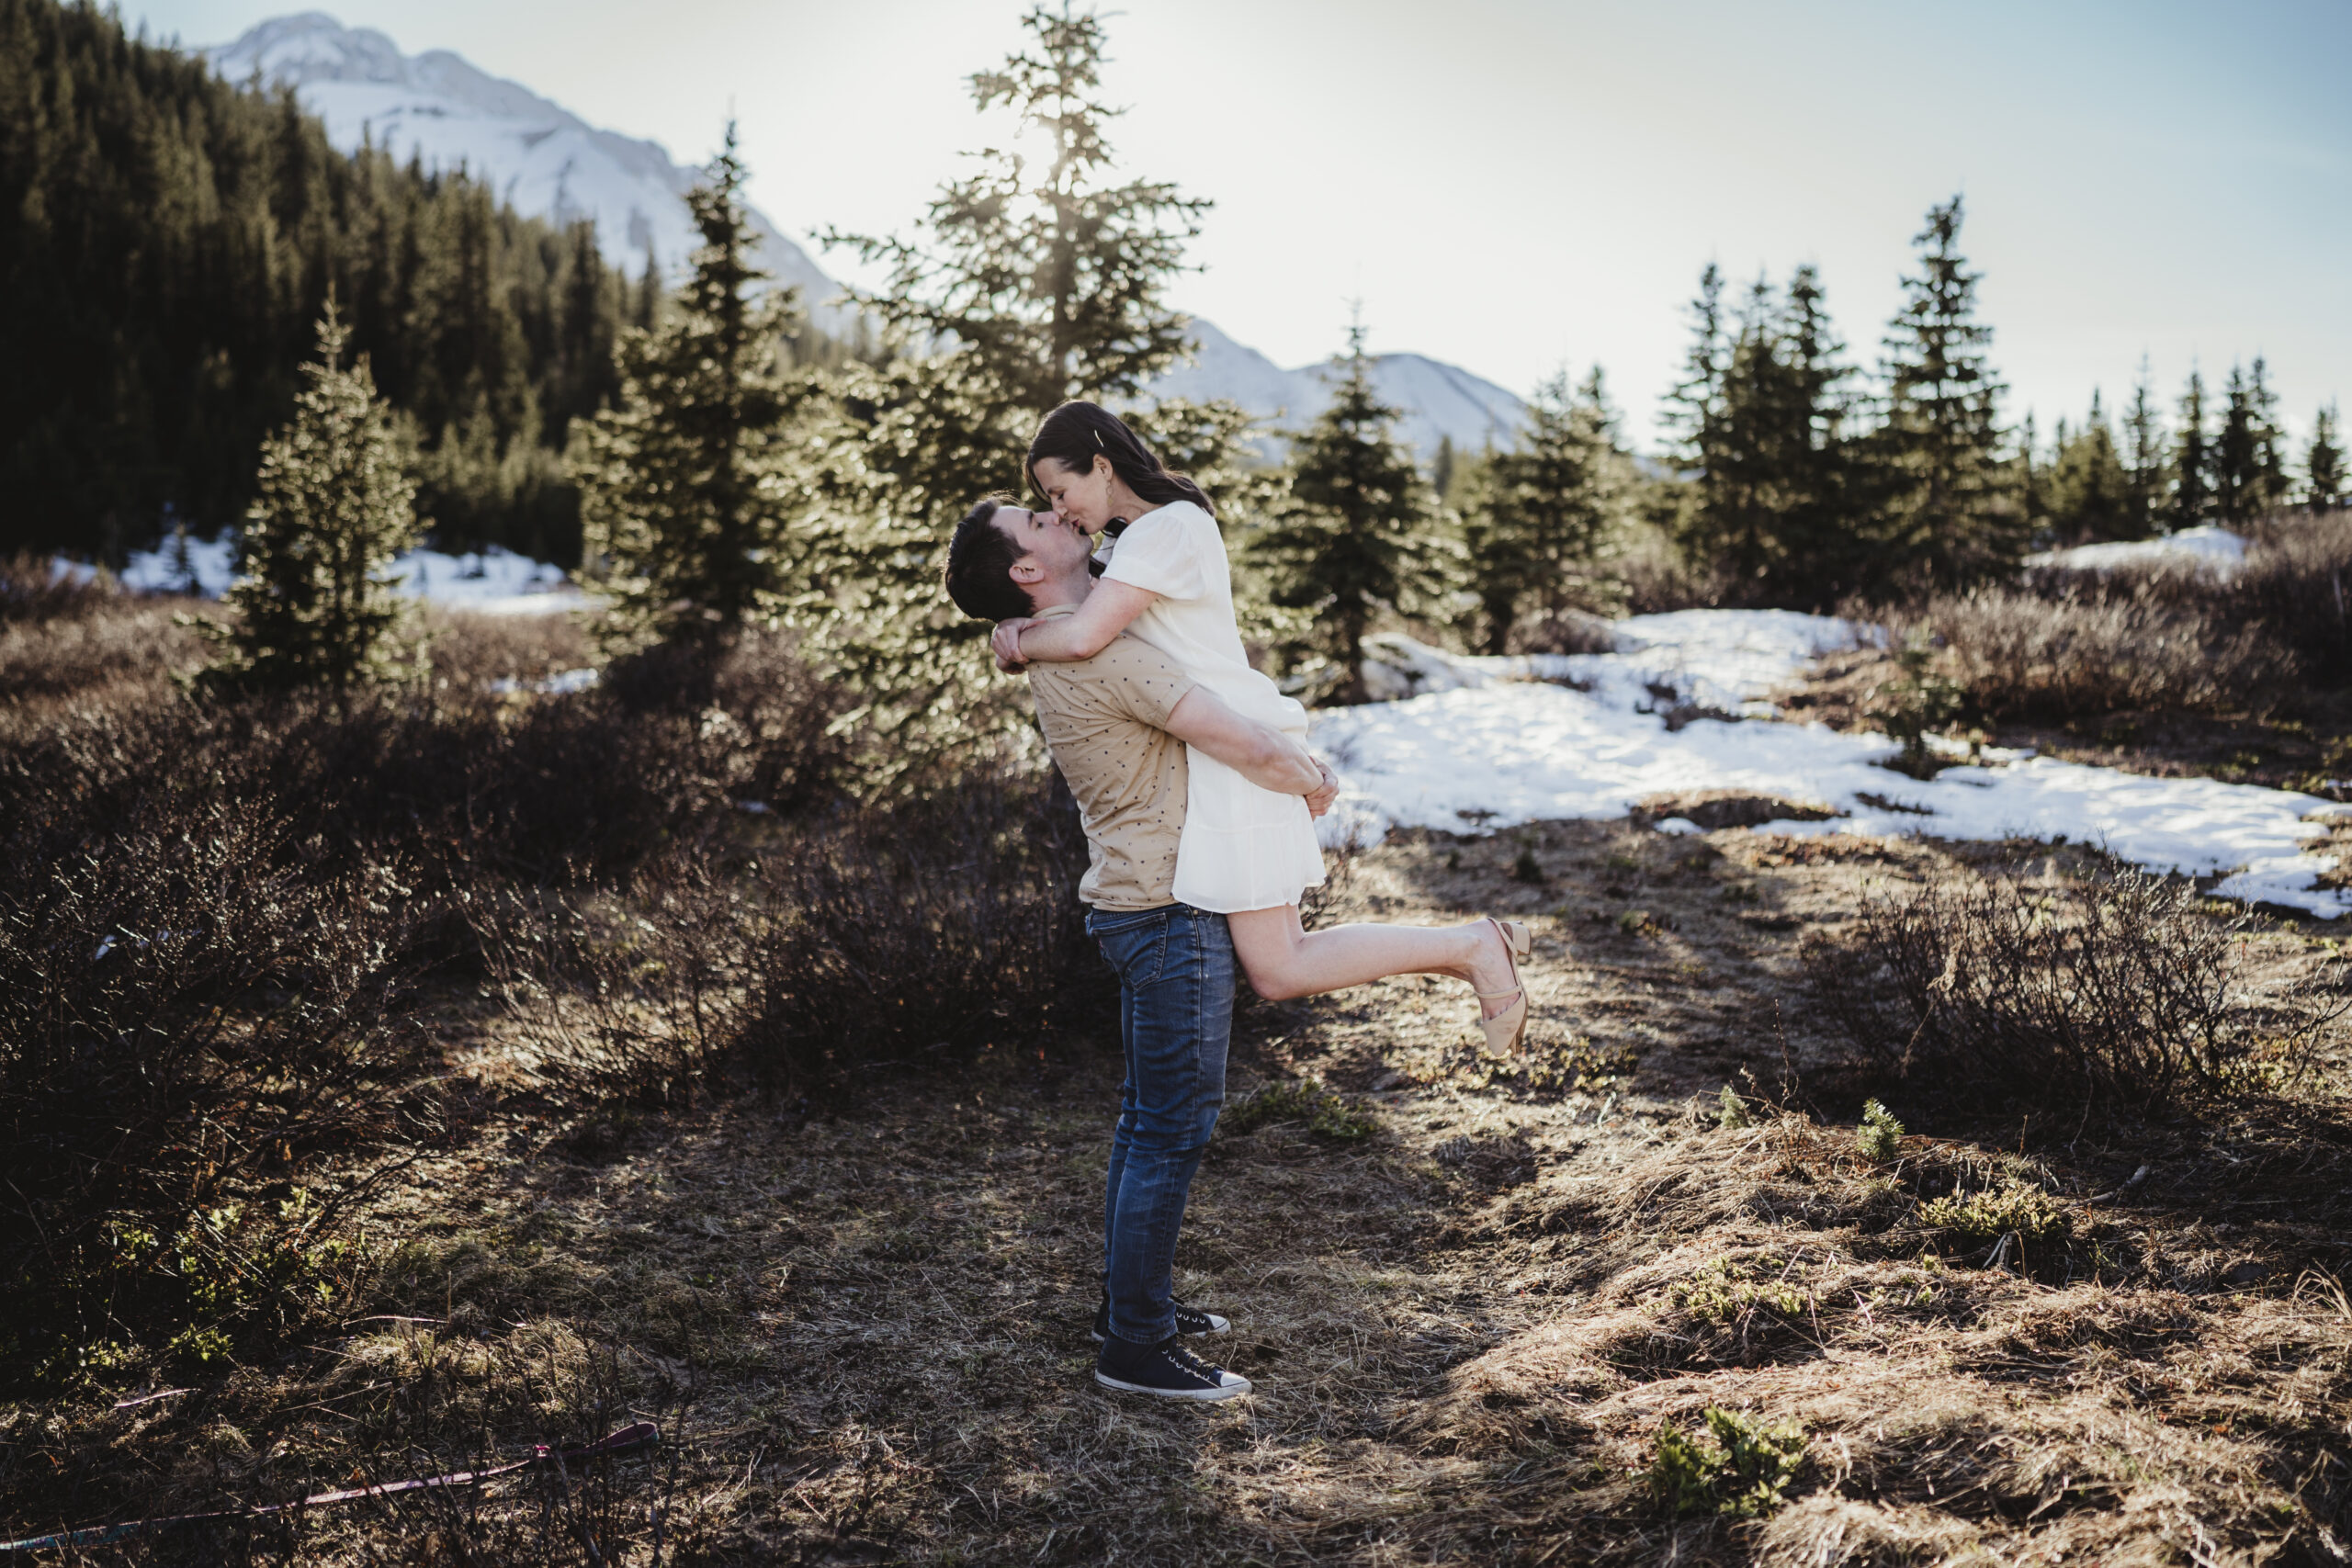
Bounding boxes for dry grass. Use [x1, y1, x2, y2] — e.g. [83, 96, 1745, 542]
[7, 812, 2347, 1564]
[1867, 584, 2297, 723]
[1804, 870, 2344, 1110]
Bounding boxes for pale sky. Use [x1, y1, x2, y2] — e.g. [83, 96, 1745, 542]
[130, 0, 2352, 454]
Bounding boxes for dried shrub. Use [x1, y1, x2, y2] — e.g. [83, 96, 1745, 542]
[2234, 509, 2352, 682]
[1872, 584, 2296, 721]
[734, 778, 1099, 1092]
[0, 552, 114, 621]
[0, 795, 423, 1375]
[1805, 871, 2341, 1111]
[0, 599, 204, 705]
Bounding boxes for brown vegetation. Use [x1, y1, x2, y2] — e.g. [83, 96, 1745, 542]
[4, 594, 2350, 1564]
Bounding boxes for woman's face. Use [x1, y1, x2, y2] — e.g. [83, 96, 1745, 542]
[1032, 455, 1115, 536]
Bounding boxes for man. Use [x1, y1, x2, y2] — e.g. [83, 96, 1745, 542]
[944, 496, 1337, 1403]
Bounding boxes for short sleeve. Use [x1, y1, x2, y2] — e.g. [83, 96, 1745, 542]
[1102, 505, 1209, 601]
[1084, 637, 1195, 728]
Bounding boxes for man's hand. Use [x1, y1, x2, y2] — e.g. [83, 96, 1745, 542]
[1305, 759, 1340, 818]
[991, 617, 1035, 672]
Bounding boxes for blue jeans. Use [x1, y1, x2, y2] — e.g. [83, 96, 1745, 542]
[1087, 901, 1235, 1347]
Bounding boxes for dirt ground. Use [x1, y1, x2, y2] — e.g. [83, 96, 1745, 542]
[31, 811, 2352, 1566]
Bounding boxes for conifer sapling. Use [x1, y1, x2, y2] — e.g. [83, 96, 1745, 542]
[200, 304, 422, 694]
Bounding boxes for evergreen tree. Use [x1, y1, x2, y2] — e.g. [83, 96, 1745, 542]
[575, 127, 808, 642]
[1659, 264, 1730, 497]
[2212, 363, 2263, 525]
[2121, 362, 2167, 536]
[1874, 196, 2016, 579]
[2248, 357, 2289, 516]
[2018, 412, 2046, 532]
[199, 306, 422, 694]
[2307, 402, 2345, 511]
[1464, 367, 1627, 653]
[2045, 391, 2130, 542]
[2171, 369, 2212, 529]
[822, 2, 1206, 430]
[1664, 264, 1858, 598]
[1431, 435, 1458, 508]
[1257, 323, 1449, 705]
[795, 5, 1238, 788]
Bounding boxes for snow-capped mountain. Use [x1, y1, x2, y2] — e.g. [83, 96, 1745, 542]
[206, 13, 853, 333]
[209, 12, 1524, 456]
[1153, 320, 1525, 456]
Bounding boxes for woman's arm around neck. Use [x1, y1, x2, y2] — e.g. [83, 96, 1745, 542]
[1012, 580, 1158, 663]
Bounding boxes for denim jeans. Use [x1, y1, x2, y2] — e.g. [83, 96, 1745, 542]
[1086, 901, 1235, 1347]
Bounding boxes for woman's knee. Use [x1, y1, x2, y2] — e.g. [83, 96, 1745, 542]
[1237, 951, 1306, 1000]
[1228, 927, 1303, 999]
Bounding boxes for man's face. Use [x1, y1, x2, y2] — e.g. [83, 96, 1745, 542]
[996, 504, 1094, 595]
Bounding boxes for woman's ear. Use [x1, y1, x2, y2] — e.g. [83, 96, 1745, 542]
[1095, 454, 1115, 481]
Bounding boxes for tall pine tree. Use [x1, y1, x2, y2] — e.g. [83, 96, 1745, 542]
[2121, 362, 2167, 537]
[797, 4, 1244, 787]
[2306, 402, 2344, 512]
[1464, 367, 1627, 653]
[575, 126, 808, 643]
[1257, 323, 1449, 705]
[822, 3, 1206, 432]
[2045, 391, 2130, 542]
[2172, 369, 2213, 529]
[199, 306, 422, 694]
[1662, 264, 1858, 599]
[1874, 196, 2016, 579]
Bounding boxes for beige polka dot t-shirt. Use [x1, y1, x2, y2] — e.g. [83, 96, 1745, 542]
[1023, 605, 1197, 910]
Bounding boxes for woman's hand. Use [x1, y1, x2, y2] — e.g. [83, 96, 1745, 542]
[991, 617, 1035, 672]
[1305, 759, 1340, 818]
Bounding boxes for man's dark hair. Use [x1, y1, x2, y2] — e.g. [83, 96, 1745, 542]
[944, 496, 1035, 622]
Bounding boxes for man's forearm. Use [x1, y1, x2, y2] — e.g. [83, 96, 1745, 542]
[1226, 725, 1323, 796]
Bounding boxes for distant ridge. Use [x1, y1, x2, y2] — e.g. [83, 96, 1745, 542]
[206, 12, 854, 333]
[1153, 319, 1525, 456]
[211, 13, 1526, 454]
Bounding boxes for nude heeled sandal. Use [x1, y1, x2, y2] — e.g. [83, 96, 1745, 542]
[1476, 917, 1533, 1054]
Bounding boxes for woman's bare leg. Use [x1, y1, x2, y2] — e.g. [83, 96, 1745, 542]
[1226, 905, 1521, 1016]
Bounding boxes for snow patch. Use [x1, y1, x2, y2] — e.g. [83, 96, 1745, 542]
[110, 534, 588, 615]
[1314, 608, 2346, 919]
[2024, 525, 2247, 578]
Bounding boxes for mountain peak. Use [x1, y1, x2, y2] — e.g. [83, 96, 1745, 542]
[206, 13, 849, 328]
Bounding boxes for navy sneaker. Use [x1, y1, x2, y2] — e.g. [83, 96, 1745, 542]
[1092, 1293, 1231, 1343]
[1094, 1334, 1251, 1402]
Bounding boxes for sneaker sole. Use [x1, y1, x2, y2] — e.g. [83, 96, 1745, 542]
[1091, 1316, 1231, 1344]
[1094, 1369, 1252, 1402]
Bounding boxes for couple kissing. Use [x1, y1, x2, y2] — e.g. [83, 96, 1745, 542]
[943, 401, 1540, 1403]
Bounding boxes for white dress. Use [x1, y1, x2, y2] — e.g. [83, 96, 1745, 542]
[1097, 501, 1327, 913]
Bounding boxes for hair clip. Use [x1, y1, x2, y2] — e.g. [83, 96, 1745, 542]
[1093, 430, 1105, 448]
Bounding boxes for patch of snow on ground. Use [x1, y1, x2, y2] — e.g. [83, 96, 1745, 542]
[104, 535, 589, 615]
[389, 547, 587, 615]
[119, 533, 238, 596]
[2024, 525, 2246, 578]
[1316, 608, 2346, 919]
[489, 668, 601, 696]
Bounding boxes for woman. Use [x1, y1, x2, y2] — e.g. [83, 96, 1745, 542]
[991, 401, 1533, 1051]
